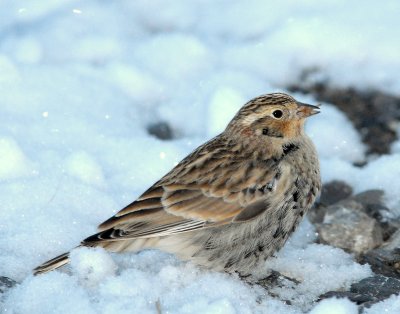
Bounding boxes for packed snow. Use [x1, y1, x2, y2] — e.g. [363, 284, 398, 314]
[1, 0, 400, 313]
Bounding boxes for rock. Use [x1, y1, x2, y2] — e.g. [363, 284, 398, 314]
[316, 200, 383, 254]
[256, 270, 300, 290]
[364, 204, 399, 241]
[308, 181, 353, 224]
[352, 275, 400, 305]
[382, 229, 400, 251]
[364, 203, 392, 222]
[319, 180, 353, 206]
[350, 190, 384, 206]
[0, 276, 17, 294]
[358, 249, 400, 279]
[319, 290, 372, 305]
[256, 271, 300, 305]
[314, 189, 390, 254]
[348, 190, 398, 241]
[309, 180, 353, 224]
[347, 190, 399, 241]
[313, 188, 400, 307]
[319, 275, 400, 309]
[307, 202, 326, 225]
[147, 121, 174, 140]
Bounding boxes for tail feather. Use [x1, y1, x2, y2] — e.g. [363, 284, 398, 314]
[33, 237, 159, 275]
[33, 252, 70, 275]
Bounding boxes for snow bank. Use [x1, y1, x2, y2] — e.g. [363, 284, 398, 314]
[264, 220, 371, 309]
[366, 294, 400, 314]
[309, 298, 358, 314]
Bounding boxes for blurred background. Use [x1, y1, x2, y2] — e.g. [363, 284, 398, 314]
[1, 1, 399, 142]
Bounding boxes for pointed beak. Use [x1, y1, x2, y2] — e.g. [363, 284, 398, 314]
[296, 101, 320, 118]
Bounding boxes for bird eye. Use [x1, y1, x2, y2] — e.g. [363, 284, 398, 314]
[272, 110, 283, 119]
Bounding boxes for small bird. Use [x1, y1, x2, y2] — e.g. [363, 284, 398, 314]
[34, 92, 321, 276]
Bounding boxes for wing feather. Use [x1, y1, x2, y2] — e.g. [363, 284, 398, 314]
[86, 135, 285, 245]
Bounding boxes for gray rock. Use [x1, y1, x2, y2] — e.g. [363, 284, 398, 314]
[350, 190, 384, 206]
[363, 203, 398, 241]
[0, 276, 17, 294]
[256, 271, 300, 306]
[147, 121, 174, 140]
[349, 190, 399, 241]
[358, 248, 400, 279]
[311, 188, 400, 309]
[382, 229, 400, 251]
[309, 181, 353, 224]
[319, 275, 400, 309]
[319, 290, 372, 305]
[352, 275, 400, 303]
[316, 199, 383, 254]
[319, 180, 353, 206]
[257, 270, 300, 290]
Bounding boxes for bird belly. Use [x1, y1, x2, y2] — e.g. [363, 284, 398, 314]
[154, 201, 304, 276]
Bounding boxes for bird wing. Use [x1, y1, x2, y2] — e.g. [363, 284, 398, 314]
[85, 137, 284, 243]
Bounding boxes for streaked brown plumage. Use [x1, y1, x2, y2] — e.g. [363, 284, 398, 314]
[34, 92, 321, 276]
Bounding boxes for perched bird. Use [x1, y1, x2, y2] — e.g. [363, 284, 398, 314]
[34, 92, 321, 276]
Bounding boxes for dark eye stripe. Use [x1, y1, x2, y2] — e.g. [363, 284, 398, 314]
[262, 128, 283, 138]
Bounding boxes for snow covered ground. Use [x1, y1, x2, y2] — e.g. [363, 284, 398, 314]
[1, 1, 400, 313]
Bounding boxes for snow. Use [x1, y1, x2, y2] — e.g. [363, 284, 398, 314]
[1, 0, 400, 313]
[207, 88, 246, 137]
[3, 250, 297, 314]
[309, 298, 358, 314]
[366, 294, 400, 314]
[306, 103, 366, 163]
[316, 154, 400, 211]
[70, 247, 117, 286]
[264, 219, 371, 310]
[65, 151, 106, 188]
[0, 136, 34, 180]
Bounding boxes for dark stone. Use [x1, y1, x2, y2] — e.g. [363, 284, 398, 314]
[358, 249, 400, 279]
[316, 199, 383, 254]
[319, 180, 353, 206]
[364, 203, 391, 222]
[309, 181, 353, 224]
[319, 275, 400, 309]
[382, 229, 400, 252]
[147, 121, 174, 140]
[288, 83, 400, 155]
[348, 190, 399, 241]
[256, 271, 301, 306]
[350, 190, 384, 206]
[319, 290, 373, 305]
[0, 276, 17, 294]
[307, 202, 327, 224]
[351, 275, 400, 301]
[257, 270, 300, 290]
[363, 204, 399, 241]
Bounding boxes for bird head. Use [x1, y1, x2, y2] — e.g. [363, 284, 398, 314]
[226, 93, 319, 142]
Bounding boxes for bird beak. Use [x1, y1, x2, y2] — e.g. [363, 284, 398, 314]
[296, 101, 320, 118]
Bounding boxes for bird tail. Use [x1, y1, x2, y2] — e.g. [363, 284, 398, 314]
[33, 251, 71, 275]
[33, 237, 160, 275]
